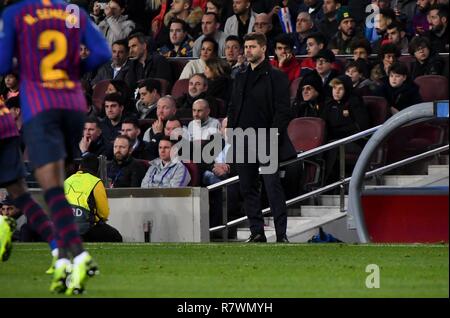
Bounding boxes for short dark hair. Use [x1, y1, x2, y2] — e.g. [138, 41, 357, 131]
[350, 38, 372, 55]
[388, 62, 409, 76]
[201, 37, 219, 55]
[110, 0, 126, 9]
[429, 4, 449, 19]
[225, 35, 243, 47]
[104, 92, 124, 106]
[409, 36, 431, 55]
[378, 8, 396, 22]
[203, 11, 219, 23]
[159, 135, 175, 145]
[112, 39, 129, 51]
[345, 60, 364, 74]
[274, 33, 294, 50]
[128, 32, 147, 45]
[387, 21, 405, 33]
[122, 117, 140, 129]
[379, 43, 400, 59]
[243, 32, 267, 47]
[115, 134, 132, 147]
[169, 18, 188, 32]
[305, 32, 328, 47]
[85, 116, 101, 127]
[138, 78, 162, 95]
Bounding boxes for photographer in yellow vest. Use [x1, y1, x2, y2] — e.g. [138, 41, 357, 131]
[64, 154, 122, 242]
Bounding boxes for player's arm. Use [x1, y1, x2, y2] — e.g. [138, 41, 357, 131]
[92, 181, 110, 221]
[0, 7, 16, 75]
[81, 12, 111, 72]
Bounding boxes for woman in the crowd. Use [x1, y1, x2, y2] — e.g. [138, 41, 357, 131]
[204, 57, 233, 105]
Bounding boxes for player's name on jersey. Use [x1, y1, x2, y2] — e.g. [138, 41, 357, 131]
[41, 79, 76, 90]
[23, 9, 78, 26]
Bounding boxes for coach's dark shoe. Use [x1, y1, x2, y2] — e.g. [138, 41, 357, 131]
[276, 235, 289, 243]
[245, 233, 267, 243]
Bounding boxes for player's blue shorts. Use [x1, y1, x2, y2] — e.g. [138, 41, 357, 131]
[0, 136, 26, 187]
[23, 109, 85, 168]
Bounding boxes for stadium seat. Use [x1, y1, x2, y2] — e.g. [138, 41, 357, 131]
[171, 79, 189, 98]
[92, 79, 111, 114]
[182, 161, 200, 186]
[414, 75, 449, 102]
[363, 96, 388, 127]
[287, 117, 326, 191]
[168, 58, 190, 80]
[289, 77, 302, 104]
[153, 77, 171, 96]
[398, 55, 416, 72]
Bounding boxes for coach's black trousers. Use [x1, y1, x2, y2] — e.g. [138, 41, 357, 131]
[236, 163, 287, 238]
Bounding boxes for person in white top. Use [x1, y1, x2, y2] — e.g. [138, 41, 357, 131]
[179, 37, 218, 79]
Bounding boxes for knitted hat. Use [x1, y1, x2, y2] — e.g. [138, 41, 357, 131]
[336, 6, 353, 24]
[313, 48, 336, 63]
[300, 71, 323, 95]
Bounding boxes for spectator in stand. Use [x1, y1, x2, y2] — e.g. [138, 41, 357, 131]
[135, 79, 162, 120]
[90, 1, 106, 25]
[412, 0, 431, 36]
[187, 99, 221, 141]
[371, 8, 396, 53]
[292, 12, 316, 56]
[313, 48, 340, 95]
[426, 4, 449, 53]
[253, 13, 275, 56]
[78, 117, 113, 160]
[300, 32, 328, 75]
[98, 0, 136, 47]
[297, 0, 325, 24]
[204, 57, 233, 105]
[158, 18, 195, 57]
[1, 72, 19, 100]
[121, 117, 153, 161]
[143, 95, 178, 142]
[157, 0, 203, 48]
[206, 0, 227, 29]
[193, 12, 228, 57]
[376, 62, 423, 115]
[100, 93, 125, 145]
[125, 33, 173, 90]
[292, 71, 325, 118]
[179, 37, 218, 79]
[103, 79, 135, 118]
[177, 73, 216, 117]
[317, 0, 341, 42]
[345, 60, 376, 96]
[321, 75, 370, 184]
[270, 34, 302, 84]
[224, 0, 257, 39]
[409, 36, 446, 78]
[141, 136, 191, 188]
[92, 39, 130, 86]
[349, 37, 373, 78]
[107, 135, 147, 188]
[386, 21, 409, 54]
[370, 43, 400, 85]
[329, 6, 364, 55]
[224, 35, 246, 79]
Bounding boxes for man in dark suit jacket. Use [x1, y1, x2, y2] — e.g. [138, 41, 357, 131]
[227, 32, 295, 243]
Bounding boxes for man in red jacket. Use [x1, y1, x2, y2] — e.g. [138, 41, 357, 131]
[269, 33, 301, 84]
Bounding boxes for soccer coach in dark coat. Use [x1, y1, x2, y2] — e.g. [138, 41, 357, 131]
[227, 32, 296, 243]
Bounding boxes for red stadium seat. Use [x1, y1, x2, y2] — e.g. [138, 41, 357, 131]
[182, 161, 200, 186]
[171, 79, 189, 98]
[287, 117, 326, 191]
[91, 79, 110, 114]
[414, 75, 449, 102]
[363, 96, 388, 127]
[398, 55, 416, 73]
[289, 77, 302, 104]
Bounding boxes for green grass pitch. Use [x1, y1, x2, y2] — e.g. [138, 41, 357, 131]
[0, 243, 448, 298]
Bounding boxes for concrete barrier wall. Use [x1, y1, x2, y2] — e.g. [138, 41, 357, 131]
[30, 187, 210, 243]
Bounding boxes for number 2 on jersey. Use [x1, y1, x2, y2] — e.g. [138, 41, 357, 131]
[38, 30, 69, 82]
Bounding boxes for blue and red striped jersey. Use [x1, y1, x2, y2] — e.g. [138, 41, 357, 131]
[0, 98, 19, 140]
[0, 0, 111, 123]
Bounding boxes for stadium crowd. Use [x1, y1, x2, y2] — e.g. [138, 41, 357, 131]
[1, 0, 449, 240]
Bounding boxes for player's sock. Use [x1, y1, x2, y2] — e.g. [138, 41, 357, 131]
[14, 192, 55, 247]
[44, 187, 83, 256]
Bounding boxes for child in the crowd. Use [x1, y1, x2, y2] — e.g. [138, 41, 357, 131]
[345, 59, 376, 96]
[321, 75, 371, 184]
[292, 71, 324, 118]
[375, 62, 423, 116]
